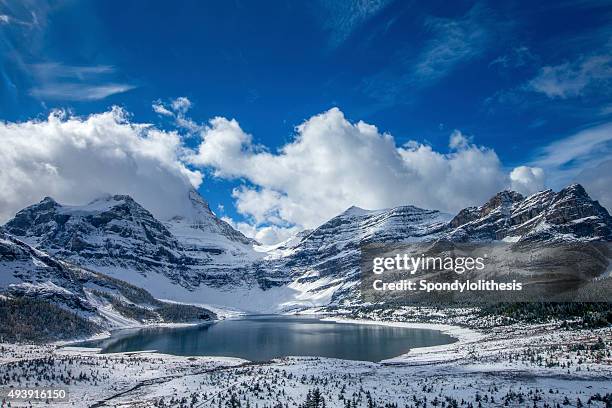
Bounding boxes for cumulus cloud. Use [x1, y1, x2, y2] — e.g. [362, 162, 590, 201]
[221, 216, 301, 246]
[0, 107, 202, 222]
[153, 97, 200, 133]
[189, 107, 533, 236]
[510, 166, 545, 195]
[0, 105, 563, 244]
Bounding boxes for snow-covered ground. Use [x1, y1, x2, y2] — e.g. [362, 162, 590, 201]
[1, 318, 610, 407]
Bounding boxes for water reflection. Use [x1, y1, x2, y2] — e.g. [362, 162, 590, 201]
[79, 315, 456, 362]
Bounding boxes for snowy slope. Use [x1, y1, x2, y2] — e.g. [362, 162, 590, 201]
[2, 191, 277, 313]
[446, 184, 612, 243]
[3, 183, 610, 313]
[3, 190, 266, 288]
[260, 205, 452, 309]
[261, 184, 612, 308]
[162, 188, 264, 284]
[0, 231, 216, 331]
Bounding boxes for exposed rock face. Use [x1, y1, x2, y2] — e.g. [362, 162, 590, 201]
[450, 191, 524, 230]
[3, 191, 262, 289]
[263, 184, 612, 307]
[261, 205, 452, 307]
[4, 195, 189, 276]
[448, 184, 612, 243]
[0, 231, 215, 329]
[3, 183, 610, 311]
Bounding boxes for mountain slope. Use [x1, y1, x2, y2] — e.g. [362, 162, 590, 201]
[2, 191, 278, 312]
[447, 184, 612, 243]
[0, 231, 216, 341]
[3, 191, 264, 290]
[4, 194, 190, 278]
[263, 184, 612, 309]
[163, 189, 263, 284]
[3, 183, 610, 313]
[261, 205, 451, 309]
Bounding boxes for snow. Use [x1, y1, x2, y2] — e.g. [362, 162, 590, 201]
[1, 320, 610, 407]
[8, 281, 74, 296]
[95, 265, 302, 313]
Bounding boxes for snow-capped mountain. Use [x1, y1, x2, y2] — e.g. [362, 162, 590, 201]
[0, 231, 215, 335]
[163, 189, 262, 283]
[4, 194, 190, 279]
[3, 191, 262, 288]
[262, 184, 612, 308]
[447, 184, 612, 243]
[3, 183, 610, 312]
[261, 205, 452, 309]
[1, 190, 279, 312]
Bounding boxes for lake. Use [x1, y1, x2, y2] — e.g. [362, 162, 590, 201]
[79, 315, 456, 362]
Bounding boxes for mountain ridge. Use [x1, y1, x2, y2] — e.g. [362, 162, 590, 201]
[2, 183, 611, 312]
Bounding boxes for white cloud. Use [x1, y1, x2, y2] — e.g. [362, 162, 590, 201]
[222, 217, 300, 246]
[171, 96, 192, 114]
[529, 121, 612, 210]
[29, 83, 134, 101]
[27, 62, 135, 101]
[414, 4, 491, 82]
[152, 97, 200, 133]
[0, 107, 202, 223]
[317, 0, 392, 48]
[528, 55, 612, 99]
[360, 4, 496, 106]
[510, 166, 545, 196]
[0, 15, 10, 24]
[190, 107, 530, 237]
[532, 122, 612, 171]
[448, 130, 471, 149]
[152, 102, 173, 116]
[3, 105, 585, 245]
[29, 63, 115, 78]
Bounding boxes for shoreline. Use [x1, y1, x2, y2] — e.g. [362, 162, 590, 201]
[55, 314, 484, 364]
[2, 315, 610, 407]
[320, 316, 486, 364]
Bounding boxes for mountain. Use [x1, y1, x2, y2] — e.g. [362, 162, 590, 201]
[261, 184, 612, 309]
[0, 231, 215, 341]
[3, 191, 263, 288]
[3, 183, 610, 313]
[447, 184, 612, 243]
[4, 194, 190, 279]
[163, 189, 263, 285]
[261, 205, 451, 309]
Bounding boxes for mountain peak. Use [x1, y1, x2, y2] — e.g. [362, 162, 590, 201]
[483, 190, 524, 211]
[342, 206, 371, 217]
[558, 183, 589, 198]
[40, 196, 57, 204]
[188, 188, 211, 211]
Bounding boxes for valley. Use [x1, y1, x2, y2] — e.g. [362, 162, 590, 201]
[1, 183, 611, 406]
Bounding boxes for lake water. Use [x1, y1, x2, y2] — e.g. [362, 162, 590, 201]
[79, 315, 456, 362]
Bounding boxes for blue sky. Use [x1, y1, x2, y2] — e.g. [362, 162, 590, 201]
[1, 0, 611, 243]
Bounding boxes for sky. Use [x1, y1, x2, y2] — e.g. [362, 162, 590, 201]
[1, 0, 611, 244]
